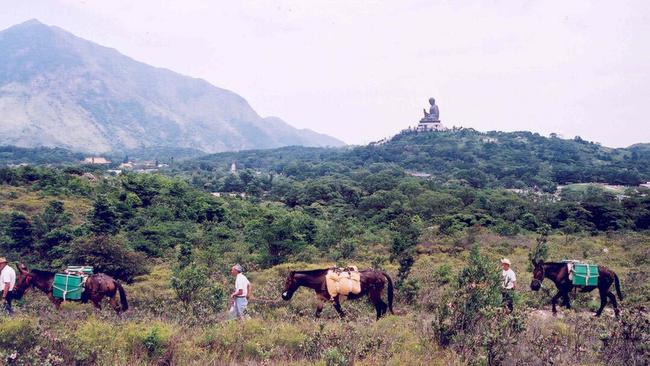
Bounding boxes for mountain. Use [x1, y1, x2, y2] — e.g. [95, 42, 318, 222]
[180, 129, 650, 191]
[0, 19, 345, 153]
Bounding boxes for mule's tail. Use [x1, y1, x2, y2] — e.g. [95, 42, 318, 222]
[614, 273, 624, 301]
[116, 281, 129, 311]
[382, 271, 394, 314]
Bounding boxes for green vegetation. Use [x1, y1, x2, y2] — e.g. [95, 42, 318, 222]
[178, 129, 650, 191]
[0, 146, 84, 165]
[0, 130, 648, 365]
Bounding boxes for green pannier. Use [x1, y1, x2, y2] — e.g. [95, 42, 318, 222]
[571, 263, 599, 286]
[52, 266, 93, 300]
[53, 274, 85, 300]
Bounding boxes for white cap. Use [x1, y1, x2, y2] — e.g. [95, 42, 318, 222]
[500, 258, 511, 265]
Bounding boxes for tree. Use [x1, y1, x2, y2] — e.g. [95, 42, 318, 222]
[90, 195, 118, 235]
[65, 236, 148, 282]
[9, 212, 33, 249]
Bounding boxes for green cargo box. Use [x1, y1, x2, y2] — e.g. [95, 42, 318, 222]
[572, 264, 599, 286]
[53, 274, 85, 300]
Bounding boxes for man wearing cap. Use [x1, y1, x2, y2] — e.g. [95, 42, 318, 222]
[0, 258, 16, 315]
[501, 258, 516, 312]
[229, 264, 251, 320]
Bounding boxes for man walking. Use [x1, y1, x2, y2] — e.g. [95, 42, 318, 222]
[229, 264, 251, 320]
[0, 257, 16, 315]
[501, 258, 516, 312]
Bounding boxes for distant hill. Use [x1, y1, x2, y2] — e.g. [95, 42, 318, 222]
[0, 20, 345, 154]
[0, 146, 84, 165]
[181, 129, 650, 191]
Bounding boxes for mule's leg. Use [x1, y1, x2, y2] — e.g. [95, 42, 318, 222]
[551, 290, 563, 315]
[606, 292, 620, 318]
[91, 295, 102, 311]
[315, 298, 325, 318]
[109, 295, 120, 313]
[332, 297, 346, 318]
[562, 292, 571, 309]
[369, 290, 387, 320]
[47, 293, 63, 310]
[594, 289, 608, 317]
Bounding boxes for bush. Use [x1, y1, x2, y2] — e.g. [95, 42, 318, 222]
[323, 347, 347, 366]
[433, 246, 525, 363]
[600, 307, 650, 365]
[140, 326, 169, 358]
[65, 235, 148, 282]
[0, 318, 38, 353]
[170, 265, 208, 303]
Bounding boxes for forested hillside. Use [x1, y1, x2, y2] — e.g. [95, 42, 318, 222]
[1, 129, 649, 365]
[180, 129, 650, 192]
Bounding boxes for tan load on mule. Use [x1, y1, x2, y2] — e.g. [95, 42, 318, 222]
[325, 266, 361, 299]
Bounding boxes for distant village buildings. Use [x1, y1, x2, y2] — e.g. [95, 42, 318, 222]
[83, 156, 111, 164]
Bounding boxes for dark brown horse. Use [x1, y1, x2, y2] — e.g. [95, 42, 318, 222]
[14, 263, 128, 313]
[530, 260, 623, 317]
[281, 268, 394, 320]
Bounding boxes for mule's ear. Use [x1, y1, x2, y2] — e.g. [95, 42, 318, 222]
[531, 258, 538, 267]
[289, 270, 295, 276]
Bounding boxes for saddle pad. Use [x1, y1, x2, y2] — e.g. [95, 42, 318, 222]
[53, 273, 85, 300]
[326, 268, 361, 298]
[571, 263, 599, 287]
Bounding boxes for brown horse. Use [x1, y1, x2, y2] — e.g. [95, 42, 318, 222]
[281, 268, 394, 320]
[14, 263, 128, 313]
[530, 260, 623, 317]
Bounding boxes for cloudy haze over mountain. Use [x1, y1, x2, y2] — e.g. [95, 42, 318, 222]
[0, 1, 649, 148]
[0, 19, 344, 153]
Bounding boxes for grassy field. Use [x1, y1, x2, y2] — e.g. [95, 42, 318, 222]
[1, 231, 648, 365]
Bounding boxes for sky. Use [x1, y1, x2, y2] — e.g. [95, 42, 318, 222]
[1, 0, 649, 147]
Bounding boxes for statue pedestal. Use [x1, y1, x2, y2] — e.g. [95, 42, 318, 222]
[417, 118, 446, 132]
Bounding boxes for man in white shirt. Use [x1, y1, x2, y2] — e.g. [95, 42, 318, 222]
[0, 257, 16, 315]
[229, 264, 251, 320]
[501, 258, 516, 312]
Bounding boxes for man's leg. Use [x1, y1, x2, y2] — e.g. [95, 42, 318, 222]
[502, 290, 513, 312]
[4, 292, 13, 315]
[235, 297, 249, 319]
[506, 290, 513, 311]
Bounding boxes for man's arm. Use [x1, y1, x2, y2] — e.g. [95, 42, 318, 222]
[231, 288, 243, 298]
[2, 282, 9, 300]
[246, 283, 252, 299]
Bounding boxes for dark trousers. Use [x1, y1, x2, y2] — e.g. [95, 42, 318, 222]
[4, 291, 15, 315]
[501, 289, 514, 312]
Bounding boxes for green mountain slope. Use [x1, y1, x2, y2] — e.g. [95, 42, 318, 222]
[182, 129, 650, 191]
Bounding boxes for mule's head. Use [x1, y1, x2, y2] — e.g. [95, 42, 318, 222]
[281, 271, 299, 301]
[13, 263, 32, 298]
[530, 260, 544, 291]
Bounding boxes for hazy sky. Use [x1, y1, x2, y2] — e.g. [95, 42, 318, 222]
[2, 0, 649, 147]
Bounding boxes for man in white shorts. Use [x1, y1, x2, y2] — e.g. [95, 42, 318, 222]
[229, 264, 251, 320]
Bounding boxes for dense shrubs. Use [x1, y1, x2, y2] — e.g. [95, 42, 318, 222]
[65, 235, 148, 282]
